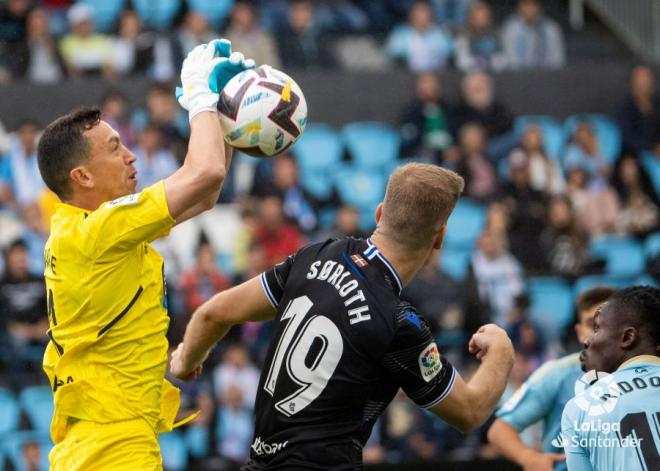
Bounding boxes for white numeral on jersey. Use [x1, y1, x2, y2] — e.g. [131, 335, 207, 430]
[264, 295, 344, 416]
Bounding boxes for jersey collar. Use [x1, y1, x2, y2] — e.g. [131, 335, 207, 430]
[55, 202, 90, 217]
[363, 238, 403, 296]
[616, 355, 660, 371]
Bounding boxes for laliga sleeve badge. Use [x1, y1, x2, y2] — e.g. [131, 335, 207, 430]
[418, 343, 442, 382]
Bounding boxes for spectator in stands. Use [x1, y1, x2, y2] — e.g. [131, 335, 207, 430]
[618, 64, 660, 155]
[21, 440, 41, 471]
[216, 384, 254, 466]
[131, 82, 189, 161]
[470, 228, 525, 327]
[19, 202, 47, 275]
[100, 89, 136, 149]
[514, 124, 565, 195]
[253, 194, 304, 265]
[563, 121, 611, 187]
[501, 0, 565, 69]
[132, 122, 180, 190]
[169, 371, 214, 451]
[213, 343, 260, 410]
[0, 240, 48, 363]
[454, 0, 507, 72]
[0, 119, 44, 207]
[500, 150, 546, 273]
[275, 0, 335, 69]
[384, 0, 453, 73]
[540, 195, 595, 279]
[179, 237, 231, 318]
[252, 154, 319, 234]
[399, 72, 453, 159]
[177, 11, 217, 57]
[110, 10, 153, 77]
[566, 167, 619, 237]
[454, 122, 498, 201]
[0, 0, 30, 83]
[319, 205, 368, 240]
[451, 71, 515, 160]
[59, 3, 115, 79]
[432, 0, 472, 30]
[23, 7, 64, 84]
[225, 0, 281, 68]
[612, 154, 660, 237]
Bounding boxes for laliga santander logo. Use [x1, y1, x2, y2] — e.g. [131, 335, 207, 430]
[574, 370, 620, 416]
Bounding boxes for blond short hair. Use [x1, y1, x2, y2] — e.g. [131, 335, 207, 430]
[379, 163, 464, 249]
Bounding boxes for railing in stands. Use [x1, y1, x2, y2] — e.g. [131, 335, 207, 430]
[584, 0, 660, 61]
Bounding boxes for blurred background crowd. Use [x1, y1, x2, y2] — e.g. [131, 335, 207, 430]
[1, 0, 660, 470]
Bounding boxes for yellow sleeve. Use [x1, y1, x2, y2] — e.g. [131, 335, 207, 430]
[83, 181, 175, 260]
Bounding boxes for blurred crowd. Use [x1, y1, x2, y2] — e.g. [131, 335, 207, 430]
[0, 0, 567, 85]
[0, 0, 659, 470]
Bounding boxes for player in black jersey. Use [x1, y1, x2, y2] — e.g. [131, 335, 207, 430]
[171, 163, 514, 470]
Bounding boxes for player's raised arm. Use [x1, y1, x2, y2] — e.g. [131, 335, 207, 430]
[163, 39, 254, 222]
[430, 324, 514, 432]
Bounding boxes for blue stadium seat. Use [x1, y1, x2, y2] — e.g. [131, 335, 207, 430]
[640, 152, 660, 197]
[78, 0, 126, 32]
[18, 386, 53, 433]
[292, 124, 343, 174]
[527, 277, 574, 340]
[3, 431, 52, 471]
[563, 114, 622, 165]
[341, 122, 400, 171]
[185, 425, 209, 459]
[186, 0, 234, 28]
[444, 199, 486, 250]
[590, 236, 645, 278]
[439, 248, 472, 281]
[513, 115, 564, 162]
[132, 0, 182, 30]
[573, 275, 631, 299]
[334, 165, 387, 212]
[158, 430, 188, 471]
[0, 389, 19, 435]
[634, 274, 658, 288]
[644, 231, 660, 258]
[299, 170, 335, 201]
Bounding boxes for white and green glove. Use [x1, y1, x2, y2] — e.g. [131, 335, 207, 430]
[176, 38, 255, 121]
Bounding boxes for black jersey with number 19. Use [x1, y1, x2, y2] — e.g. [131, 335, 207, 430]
[243, 238, 457, 470]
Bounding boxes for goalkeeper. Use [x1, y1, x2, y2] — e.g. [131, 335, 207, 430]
[37, 39, 253, 470]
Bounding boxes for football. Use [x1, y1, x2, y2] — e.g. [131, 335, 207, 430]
[218, 65, 308, 157]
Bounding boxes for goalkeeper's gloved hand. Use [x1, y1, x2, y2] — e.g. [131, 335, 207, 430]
[176, 38, 255, 121]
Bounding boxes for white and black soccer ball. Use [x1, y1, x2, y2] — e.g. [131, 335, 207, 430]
[218, 65, 308, 158]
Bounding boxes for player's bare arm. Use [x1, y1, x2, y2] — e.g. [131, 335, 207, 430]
[487, 420, 565, 471]
[431, 324, 514, 432]
[170, 275, 276, 379]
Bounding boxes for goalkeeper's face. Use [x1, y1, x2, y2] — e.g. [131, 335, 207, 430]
[84, 120, 138, 201]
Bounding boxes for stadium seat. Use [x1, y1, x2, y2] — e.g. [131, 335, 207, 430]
[292, 124, 343, 173]
[640, 151, 660, 197]
[439, 248, 472, 281]
[78, 0, 126, 32]
[186, 0, 234, 28]
[513, 115, 564, 162]
[334, 165, 387, 212]
[341, 122, 401, 171]
[158, 430, 188, 471]
[527, 277, 574, 340]
[3, 431, 52, 471]
[634, 274, 658, 288]
[644, 231, 660, 258]
[563, 114, 622, 165]
[590, 236, 645, 278]
[132, 0, 182, 30]
[185, 425, 209, 459]
[18, 386, 53, 433]
[299, 170, 335, 201]
[573, 275, 631, 299]
[444, 199, 486, 250]
[0, 388, 19, 435]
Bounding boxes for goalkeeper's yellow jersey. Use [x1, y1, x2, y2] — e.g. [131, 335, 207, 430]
[42, 181, 181, 443]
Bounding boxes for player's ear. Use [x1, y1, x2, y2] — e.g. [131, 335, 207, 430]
[374, 203, 383, 224]
[70, 165, 94, 190]
[620, 326, 638, 350]
[433, 224, 447, 250]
